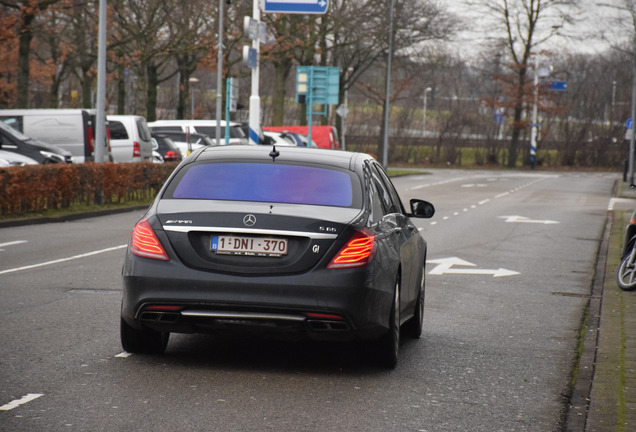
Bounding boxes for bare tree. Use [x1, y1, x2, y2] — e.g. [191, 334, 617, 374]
[0, 0, 61, 107]
[466, 0, 578, 167]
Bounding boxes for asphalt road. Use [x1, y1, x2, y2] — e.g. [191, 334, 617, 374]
[0, 169, 619, 431]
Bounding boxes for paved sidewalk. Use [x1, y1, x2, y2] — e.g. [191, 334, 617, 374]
[580, 183, 636, 432]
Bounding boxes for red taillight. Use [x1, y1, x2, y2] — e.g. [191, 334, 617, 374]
[106, 126, 112, 151]
[88, 125, 94, 151]
[327, 229, 376, 269]
[133, 141, 141, 157]
[164, 151, 179, 160]
[130, 219, 169, 261]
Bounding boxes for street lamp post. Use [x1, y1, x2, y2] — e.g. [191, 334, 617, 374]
[381, 0, 395, 168]
[189, 77, 199, 119]
[530, 56, 552, 170]
[422, 87, 432, 134]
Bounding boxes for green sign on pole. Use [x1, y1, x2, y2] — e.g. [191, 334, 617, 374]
[295, 66, 339, 145]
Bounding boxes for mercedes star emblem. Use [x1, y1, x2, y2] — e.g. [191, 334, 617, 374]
[243, 214, 256, 227]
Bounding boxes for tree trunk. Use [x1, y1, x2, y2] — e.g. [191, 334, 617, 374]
[273, 57, 291, 126]
[508, 105, 523, 168]
[117, 63, 125, 114]
[81, 71, 93, 109]
[177, 71, 187, 120]
[16, 14, 34, 108]
[146, 63, 159, 122]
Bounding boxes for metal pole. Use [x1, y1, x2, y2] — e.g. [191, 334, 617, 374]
[629, 33, 636, 186]
[95, 0, 107, 165]
[216, 0, 224, 144]
[422, 87, 431, 134]
[225, 78, 231, 145]
[382, 0, 395, 168]
[248, 0, 261, 145]
[342, 87, 348, 151]
[530, 55, 539, 170]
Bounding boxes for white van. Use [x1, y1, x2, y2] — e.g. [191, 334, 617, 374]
[107, 115, 153, 163]
[0, 109, 111, 163]
[147, 120, 248, 145]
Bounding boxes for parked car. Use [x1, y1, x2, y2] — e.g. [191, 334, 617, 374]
[263, 125, 339, 149]
[120, 146, 435, 368]
[107, 115, 153, 163]
[148, 119, 248, 145]
[0, 109, 110, 163]
[150, 131, 215, 157]
[262, 130, 317, 148]
[151, 133, 183, 163]
[0, 149, 38, 166]
[0, 121, 72, 164]
[261, 130, 298, 146]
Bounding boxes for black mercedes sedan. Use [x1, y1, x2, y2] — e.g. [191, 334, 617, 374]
[121, 145, 434, 368]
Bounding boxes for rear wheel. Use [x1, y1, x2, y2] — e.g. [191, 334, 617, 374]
[376, 277, 400, 369]
[120, 317, 169, 354]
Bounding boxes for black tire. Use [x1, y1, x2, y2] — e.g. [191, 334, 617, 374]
[618, 248, 636, 291]
[120, 317, 169, 354]
[405, 268, 425, 339]
[376, 277, 400, 369]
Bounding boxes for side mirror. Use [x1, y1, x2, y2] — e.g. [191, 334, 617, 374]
[409, 199, 435, 219]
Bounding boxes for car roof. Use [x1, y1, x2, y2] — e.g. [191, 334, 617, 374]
[189, 145, 372, 171]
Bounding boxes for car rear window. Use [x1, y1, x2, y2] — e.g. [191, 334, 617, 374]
[167, 162, 356, 207]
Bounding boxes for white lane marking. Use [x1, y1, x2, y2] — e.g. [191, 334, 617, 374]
[0, 240, 28, 249]
[0, 244, 127, 276]
[424, 177, 552, 226]
[499, 215, 559, 224]
[409, 176, 472, 190]
[115, 352, 133, 358]
[0, 393, 44, 411]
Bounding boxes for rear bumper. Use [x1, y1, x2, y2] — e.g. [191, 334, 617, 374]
[121, 258, 395, 342]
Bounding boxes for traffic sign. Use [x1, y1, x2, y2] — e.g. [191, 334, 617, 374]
[262, 0, 329, 14]
[549, 81, 567, 91]
[336, 104, 349, 118]
[627, 117, 633, 130]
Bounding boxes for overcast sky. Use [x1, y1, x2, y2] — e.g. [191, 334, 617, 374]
[445, 0, 631, 61]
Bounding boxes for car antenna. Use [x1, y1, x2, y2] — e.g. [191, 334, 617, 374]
[269, 145, 280, 162]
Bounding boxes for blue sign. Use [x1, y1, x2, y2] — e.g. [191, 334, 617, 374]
[262, 0, 328, 14]
[549, 81, 567, 91]
[628, 118, 633, 130]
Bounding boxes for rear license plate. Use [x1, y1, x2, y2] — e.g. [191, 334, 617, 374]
[211, 235, 288, 257]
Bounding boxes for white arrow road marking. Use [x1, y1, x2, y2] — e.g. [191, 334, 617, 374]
[0, 393, 44, 411]
[427, 257, 520, 277]
[499, 215, 559, 224]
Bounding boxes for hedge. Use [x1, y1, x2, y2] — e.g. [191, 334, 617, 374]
[0, 162, 178, 217]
